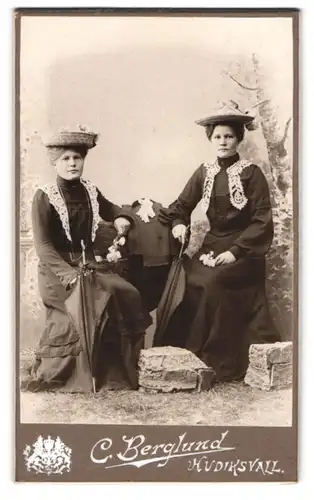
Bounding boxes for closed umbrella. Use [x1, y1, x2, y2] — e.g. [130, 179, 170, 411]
[153, 227, 190, 346]
[65, 242, 111, 393]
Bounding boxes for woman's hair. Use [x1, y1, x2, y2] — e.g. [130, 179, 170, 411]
[205, 121, 245, 143]
[46, 145, 89, 163]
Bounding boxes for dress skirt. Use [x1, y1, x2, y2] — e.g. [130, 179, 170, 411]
[156, 231, 280, 382]
[22, 261, 152, 393]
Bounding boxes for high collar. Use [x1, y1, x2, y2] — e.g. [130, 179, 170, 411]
[217, 153, 240, 169]
[57, 175, 82, 189]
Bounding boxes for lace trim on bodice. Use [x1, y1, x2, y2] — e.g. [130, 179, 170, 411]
[40, 178, 100, 242]
[80, 179, 100, 242]
[201, 159, 251, 213]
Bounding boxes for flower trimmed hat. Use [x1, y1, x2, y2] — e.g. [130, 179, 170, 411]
[195, 101, 255, 128]
[43, 125, 98, 150]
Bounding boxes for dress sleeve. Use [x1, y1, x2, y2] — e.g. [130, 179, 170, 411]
[31, 189, 78, 288]
[158, 166, 204, 228]
[229, 165, 274, 259]
[96, 189, 135, 224]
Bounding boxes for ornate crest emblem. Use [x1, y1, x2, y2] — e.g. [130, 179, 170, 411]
[23, 435, 72, 475]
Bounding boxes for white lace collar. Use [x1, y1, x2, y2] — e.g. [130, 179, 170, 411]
[40, 178, 100, 242]
[200, 158, 252, 213]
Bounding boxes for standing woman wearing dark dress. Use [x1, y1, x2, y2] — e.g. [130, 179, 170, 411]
[22, 127, 151, 392]
[157, 102, 280, 382]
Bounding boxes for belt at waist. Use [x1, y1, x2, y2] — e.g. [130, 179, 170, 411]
[59, 250, 96, 265]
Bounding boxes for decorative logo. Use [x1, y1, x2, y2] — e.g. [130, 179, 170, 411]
[23, 435, 72, 475]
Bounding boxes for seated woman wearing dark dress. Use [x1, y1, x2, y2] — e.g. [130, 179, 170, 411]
[22, 127, 151, 393]
[157, 101, 280, 382]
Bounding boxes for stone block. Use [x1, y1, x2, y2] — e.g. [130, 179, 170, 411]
[248, 342, 292, 369]
[196, 368, 216, 392]
[270, 362, 292, 388]
[244, 353, 292, 391]
[244, 365, 273, 391]
[138, 346, 214, 393]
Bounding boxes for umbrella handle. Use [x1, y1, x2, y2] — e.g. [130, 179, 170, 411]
[178, 224, 190, 259]
[81, 240, 86, 265]
[178, 241, 185, 260]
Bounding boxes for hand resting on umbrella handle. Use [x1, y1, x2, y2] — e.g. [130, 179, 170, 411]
[172, 224, 187, 244]
[114, 217, 131, 236]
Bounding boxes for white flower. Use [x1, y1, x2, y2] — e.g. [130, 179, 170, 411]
[199, 252, 215, 267]
[117, 236, 126, 246]
[106, 253, 114, 262]
[106, 248, 122, 263]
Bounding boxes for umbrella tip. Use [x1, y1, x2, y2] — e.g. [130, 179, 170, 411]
[92, 377, 97, 394]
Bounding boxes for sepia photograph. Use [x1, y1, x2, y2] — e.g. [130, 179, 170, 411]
[15, 9, 299, 482]
[18, 11, 295, 430]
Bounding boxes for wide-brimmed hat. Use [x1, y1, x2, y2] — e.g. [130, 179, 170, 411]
[196, 101, 255, 127]
[43, 125, 98, 149]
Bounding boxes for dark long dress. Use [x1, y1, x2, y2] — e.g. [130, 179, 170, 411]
[157, 153, 280, 382]
[22, 175, 151, 392]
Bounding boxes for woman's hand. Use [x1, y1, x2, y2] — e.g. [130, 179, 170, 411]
[172, 224, 187, 244]
[114, 217, 131, 235]
[214, 251, 236, 266]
